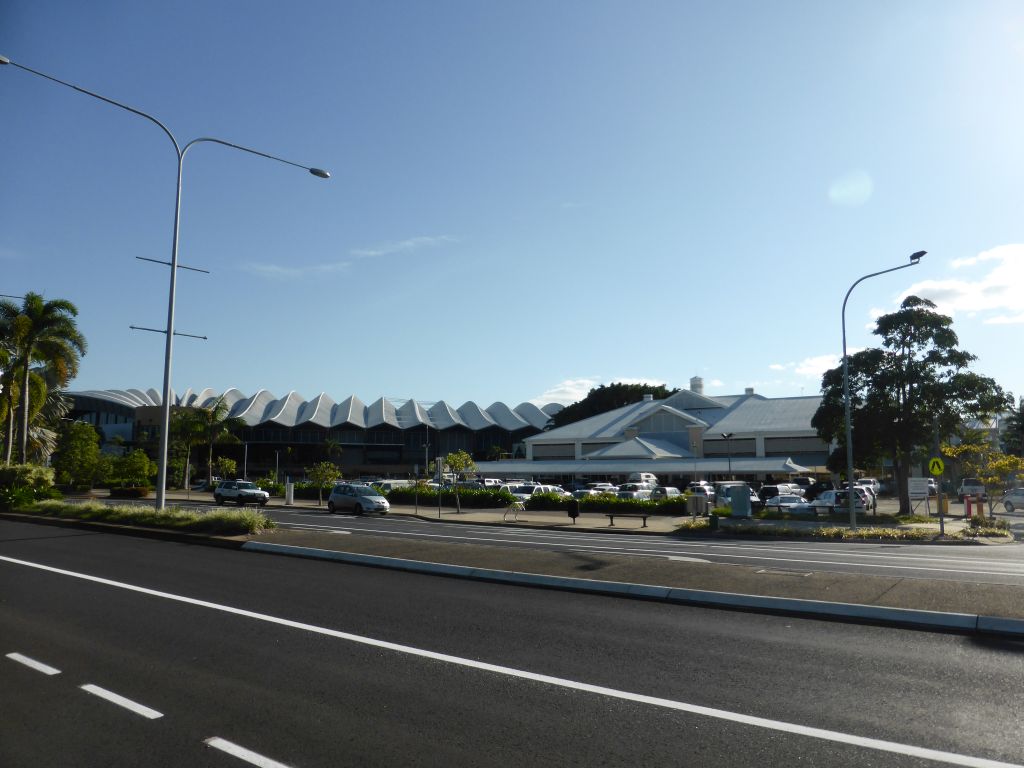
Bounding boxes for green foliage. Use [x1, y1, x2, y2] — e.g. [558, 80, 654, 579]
[111, 449, 157, 488]
[0, 291, 87, 463]
[444, 449, 476, 477]
[943, 441, 1024, 515]
[51, 421, 101, 487]
[306, 461, 342, 505]
[26, 500, 275, 535]
[384, 486, 512, 508]
[548, 382, 680, 429]
[214, 456, 237, 479]
[256, 477, 284, 496]
[1001, 399, 1024, 457]
[813, 296, 1011, 512]
[0, 463, 55, 490]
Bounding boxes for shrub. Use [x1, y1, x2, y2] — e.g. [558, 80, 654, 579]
[27, 500, 275, 535]
[0, 464, 55, 491]
[256, 479, 285, 497]
[385, 487, 512, 508]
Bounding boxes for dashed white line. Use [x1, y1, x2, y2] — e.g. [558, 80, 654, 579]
[204, 737, 292, 767]
[6, 652, 61, 676]
[1, 553, 1019, 768]
[80, 684, 163, 719]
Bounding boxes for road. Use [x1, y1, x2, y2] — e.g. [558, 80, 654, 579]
[2, 517, 1023, 767]
[263, 507, 1024, 586]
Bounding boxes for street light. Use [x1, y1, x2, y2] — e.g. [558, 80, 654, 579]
[2, 54, 329, 509]
[720, 432, 734, 478]
[841, 250, 925, 529]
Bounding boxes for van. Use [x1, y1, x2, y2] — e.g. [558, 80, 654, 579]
[714, 481, 750, 504]
[628, 472, 659, 486]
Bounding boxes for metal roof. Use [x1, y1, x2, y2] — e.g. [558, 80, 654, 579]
[68, 389, 562, 433]
[475, 457, 810, 476]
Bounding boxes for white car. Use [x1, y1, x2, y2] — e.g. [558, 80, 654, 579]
[616, 483, 653, 500]
[764, 494, 807, 511]
[1001, 488, 1024, 513]
[856, 478, 881, 495]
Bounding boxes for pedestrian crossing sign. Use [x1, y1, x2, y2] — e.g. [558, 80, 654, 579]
[929, 457, 944, 476]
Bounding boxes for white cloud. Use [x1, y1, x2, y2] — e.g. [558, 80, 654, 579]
[241, 261, 351, 278]
[828, 170, 874, 207]
[531, 376, 667, 406]
[708, 379, 724, 388]
[351, 235, 459, 259]
[769, 356, 840, 380]
[900, 243, 1024, 325]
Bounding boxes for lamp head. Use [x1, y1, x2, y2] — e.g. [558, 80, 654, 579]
[0, 55, 10, 65]
[910, 250, 926, 263]
[309, 168, 331, 179]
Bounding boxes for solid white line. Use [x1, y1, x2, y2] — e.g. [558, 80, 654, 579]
[5, 652, 61, 676]
[204, 737, 292, 768]
[0, 553, 1018, 767]
[80, 684, 163, 719]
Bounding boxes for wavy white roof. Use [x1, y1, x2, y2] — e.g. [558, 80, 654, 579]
[69, 389, 562, 432]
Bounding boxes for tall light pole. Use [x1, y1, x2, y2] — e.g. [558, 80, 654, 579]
[842, 250, 925, 529]
[720, 432, 734, 478]
[2, 54, 330, 510]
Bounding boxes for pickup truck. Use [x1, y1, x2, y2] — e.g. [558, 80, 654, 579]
[214, 480, 270, 506]
[957, 478, 986, 503]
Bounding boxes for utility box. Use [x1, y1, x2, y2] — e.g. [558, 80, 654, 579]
[730, 489, 752, 517]
[285, 481, 294, 506]
[687, 495, 708, 516]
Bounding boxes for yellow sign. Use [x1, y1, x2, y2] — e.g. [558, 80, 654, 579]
[929, 457, 945, 476]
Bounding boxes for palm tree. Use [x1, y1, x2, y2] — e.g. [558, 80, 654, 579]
[0, 293, 86, 464]
[170, 407, 206, 488]
[196, 395, 246, 485]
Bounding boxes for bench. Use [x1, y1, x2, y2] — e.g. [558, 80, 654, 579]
[605, 512, 650, 528]
[503, 501, 526, 522]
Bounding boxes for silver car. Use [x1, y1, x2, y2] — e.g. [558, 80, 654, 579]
[327, 483, 390, 515]
[1001, 488, 1024, 513]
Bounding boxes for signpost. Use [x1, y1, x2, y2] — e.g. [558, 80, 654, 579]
[929, 456, 945, 535]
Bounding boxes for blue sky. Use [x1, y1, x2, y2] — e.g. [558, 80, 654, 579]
[2, 1, 1022, 409]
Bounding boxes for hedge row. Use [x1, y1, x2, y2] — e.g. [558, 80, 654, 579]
[385, 487, 515, 508]
[526, 493, 692, 513]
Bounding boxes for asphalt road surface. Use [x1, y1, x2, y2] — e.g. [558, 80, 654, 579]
[266, 507, 1024, 587]
[2, 517, 1023, 767]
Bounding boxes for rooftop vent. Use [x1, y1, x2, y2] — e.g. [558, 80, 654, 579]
[745, 387, 755, 395]
[690, 376, 704, 395]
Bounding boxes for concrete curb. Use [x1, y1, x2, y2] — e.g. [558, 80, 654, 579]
[240, 541, 1023, 638]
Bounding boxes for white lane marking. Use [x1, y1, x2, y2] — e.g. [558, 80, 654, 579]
[6, 652, 61, 675]
[666, 556, 711, 563]
[299, 525, 1024, 577]
[204, 737, 292, 768]
[0, 554, 1017, 768]
[80, 684, 163, 719]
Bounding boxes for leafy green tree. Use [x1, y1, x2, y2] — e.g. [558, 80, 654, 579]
[813, 296, 1011, 514]
[1001, 399, 1024, 457]
[112, 449, 157, 488]
[214, 456, 237, 480]
[170, 407, 206, 488]
[51, 421, 101, 488]
[0, 293, 86, 464]
[306, 461, 342, 506]
[548, 383, 679, 429]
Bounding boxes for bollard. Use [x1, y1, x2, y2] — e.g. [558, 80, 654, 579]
[965, 497, 972, 518]
[708, 512, 719, 531]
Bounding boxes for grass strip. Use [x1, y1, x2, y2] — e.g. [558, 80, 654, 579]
[19, 500, 275, 536]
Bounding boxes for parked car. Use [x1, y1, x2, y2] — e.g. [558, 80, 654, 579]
[687, 484, 715, 502]
[804, 490, 866, 514]
[588, 483, 619, 494]
[650, 486, 682, 500]
[213, 480, 269, 506]
[1000, 488, 1024, 513]
[856, 478, 881, 495]
[617, 483, 653, 500]
[764, 494, 807, 511]
[957, 478, 986, 502]
[510, 484, 568, 502]
[192, 476, 221, 492]
[757, 484, 793, 502]
[327, 483, 390, 515]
